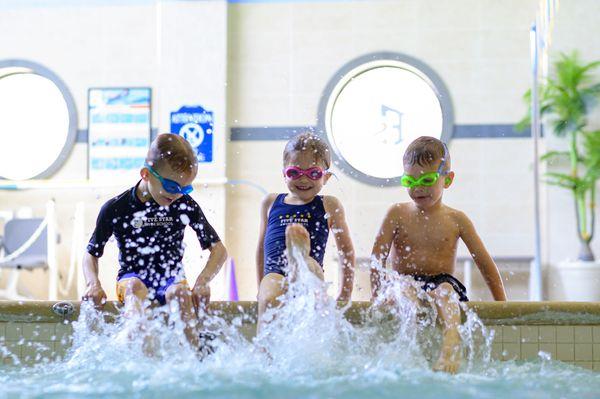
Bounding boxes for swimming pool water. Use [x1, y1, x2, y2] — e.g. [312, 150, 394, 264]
[1, 267, 599, 399]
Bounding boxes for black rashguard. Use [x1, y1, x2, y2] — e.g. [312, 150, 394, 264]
[86, 181, 221, 283]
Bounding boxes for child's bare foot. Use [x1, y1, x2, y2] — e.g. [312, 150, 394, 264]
[197, 331, 216, 359]
[433, 329, 462, 374]
[142, 333, 159, 357]
[115, 320, 158, 357]
[286, 224, 311, 256]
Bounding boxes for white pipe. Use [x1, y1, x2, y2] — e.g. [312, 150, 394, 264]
[530, 21, 543, 301]
[463, 259, 473, 297]
[529, 259, 542, 301]
[46, 200, 58, 301]
[76, 203, 87, 299]
[59, 202, 84, 297]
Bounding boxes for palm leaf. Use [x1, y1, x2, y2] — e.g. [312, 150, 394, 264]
[540, 150, 570, 163]
[544, 172, 581, 190]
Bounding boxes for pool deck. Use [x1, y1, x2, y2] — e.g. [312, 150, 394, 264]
[1, 301, 600, 325]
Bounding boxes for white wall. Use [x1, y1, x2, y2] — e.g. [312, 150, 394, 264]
[226, 0, 539, 300]
[0, 0, 228, 300]
[1, 0, 599, 302]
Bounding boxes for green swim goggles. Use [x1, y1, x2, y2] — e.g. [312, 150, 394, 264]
[400, 144, 451, 188]
[400, 171, 449, 188]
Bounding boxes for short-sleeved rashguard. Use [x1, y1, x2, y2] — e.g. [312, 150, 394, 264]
[86, 181, 220, 285]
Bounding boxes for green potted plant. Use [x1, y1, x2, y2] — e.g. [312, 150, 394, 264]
[519, 51, 600, 300]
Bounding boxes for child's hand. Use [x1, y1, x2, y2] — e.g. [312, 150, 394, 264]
[192, 282, 211, 310]
[336, 293, 351, 307]
[370, 293, 396, 308]
[82, 284, 107, 308]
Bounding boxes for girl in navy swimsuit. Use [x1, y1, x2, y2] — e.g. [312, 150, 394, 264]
[256, 132, 356, 333]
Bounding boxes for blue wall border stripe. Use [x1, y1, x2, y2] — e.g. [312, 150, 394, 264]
[75, 124, 532, 143]
[229, 124, 532, 141]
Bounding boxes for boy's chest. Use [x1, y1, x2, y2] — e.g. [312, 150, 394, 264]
[396, 213, 459, 246]
[113, 207, 187, 238]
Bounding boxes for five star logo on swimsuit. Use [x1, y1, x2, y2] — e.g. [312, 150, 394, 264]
[279, 212, 312, 227]
[131, 217, 174, 228]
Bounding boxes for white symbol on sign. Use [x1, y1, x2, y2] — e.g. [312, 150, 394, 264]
[131, 218, 143, 228]
[179, 123, 205, 148]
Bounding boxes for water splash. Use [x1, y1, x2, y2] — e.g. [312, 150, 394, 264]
[1, 254, 600, 398]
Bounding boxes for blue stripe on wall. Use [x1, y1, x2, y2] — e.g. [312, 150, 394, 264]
[229, 124, 531, 141]
[228, 0, 356, 3]
[75, 124, 531, 143]
[3, 0, 358, 7]
[229, 126, 309, 140]
[453, 124, 532, 139]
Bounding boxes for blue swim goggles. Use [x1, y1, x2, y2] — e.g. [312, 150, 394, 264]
[144, 163, 194, 195]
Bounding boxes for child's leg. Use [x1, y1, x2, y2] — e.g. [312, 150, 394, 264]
[116, 276, 156, 355]
[257, 273, 286, 334]
[116, 277, 149, 318]
[285, 224, 324, 281]
[165, 282, 200, 349]
[429, 282, 462, 374]
[374, 273, 420, 309]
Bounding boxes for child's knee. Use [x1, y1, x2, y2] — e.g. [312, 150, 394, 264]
[165, 283, 191, 303]
[308, 260, 324, 280]
[285, 224, 311, 255]
[124, 278, 148, 297]
[286, 223, 308, 237]
[434, 282, 456, 300]
[258, 287, 280, 306]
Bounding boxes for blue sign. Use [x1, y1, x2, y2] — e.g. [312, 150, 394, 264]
[170, 105, 213, 163]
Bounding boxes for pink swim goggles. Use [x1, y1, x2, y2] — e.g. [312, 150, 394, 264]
[283, 166, 327, 180]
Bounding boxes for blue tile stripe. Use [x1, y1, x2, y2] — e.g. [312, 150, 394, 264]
[229, 126, 308, 141]
[228, 0, 352, 3]
[453, 124, 532, 139]
[75, 124, 532, 143]
[229, 124, 532, 141]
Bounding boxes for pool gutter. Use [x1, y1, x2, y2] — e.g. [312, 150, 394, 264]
[1, 301, 599, 325]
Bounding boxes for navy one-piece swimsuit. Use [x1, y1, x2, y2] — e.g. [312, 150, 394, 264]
[263, 194, 329, 276]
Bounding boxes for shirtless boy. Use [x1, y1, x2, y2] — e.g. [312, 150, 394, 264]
[370, 136, 506, 374]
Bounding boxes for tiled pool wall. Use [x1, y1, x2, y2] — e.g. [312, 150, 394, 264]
[488, 325, 600, 371]
[2, 302, 600, 370]
[1, 321, 72, 365]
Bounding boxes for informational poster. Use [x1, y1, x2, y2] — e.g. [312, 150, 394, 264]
[88, 88, 151, 180]
[170, 105, 213, 163]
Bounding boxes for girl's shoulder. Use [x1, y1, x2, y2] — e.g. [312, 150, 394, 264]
[261, 193, 281, 215]
[321, 195, 343, 208]
[263, 193, 282, 204]
[321, 195, 346, 218]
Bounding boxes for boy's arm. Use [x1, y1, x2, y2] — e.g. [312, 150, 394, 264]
[82, 201, 114, 308]
[81, 252, 107, 308]
[256, 194, 277, 289]
[458, 212, 507, 301]
[370, 205, 399, 300]
[324, 196, 355, 304]
[192, 241, 228, 307]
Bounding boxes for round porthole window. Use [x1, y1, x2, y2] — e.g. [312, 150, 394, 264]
[0, 60, 77, 181]
[319, 53, 454, 186]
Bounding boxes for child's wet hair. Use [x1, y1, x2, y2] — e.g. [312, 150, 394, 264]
[283, 132, 331, 169]
[146, 133, 197, 174]
[403, 136, 450, 171]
